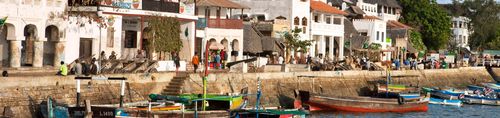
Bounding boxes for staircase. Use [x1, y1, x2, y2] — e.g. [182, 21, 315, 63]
[162, 72, 189, 95]
[287, 64, 310, 72]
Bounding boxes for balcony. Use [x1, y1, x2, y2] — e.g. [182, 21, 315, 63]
[197, 18, 243, 29]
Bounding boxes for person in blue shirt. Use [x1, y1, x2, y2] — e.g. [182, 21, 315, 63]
[215, 51, 221, 69]
[394, 58, 400, 70]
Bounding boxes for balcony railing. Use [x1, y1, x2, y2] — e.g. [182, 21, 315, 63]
[197, 18, 243, 29]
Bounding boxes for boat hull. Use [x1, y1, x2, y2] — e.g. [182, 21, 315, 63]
[299, 95, 428, 113]
[462, 95, 500, 105]
[429, 98, 462, 106]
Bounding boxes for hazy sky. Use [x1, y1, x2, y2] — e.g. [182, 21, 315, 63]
[436, 0, 500, 4]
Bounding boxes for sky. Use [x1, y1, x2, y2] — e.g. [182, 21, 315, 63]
[436, 0, 500, 4]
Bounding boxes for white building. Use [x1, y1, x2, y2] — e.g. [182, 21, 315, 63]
[0, 0, 198, 68]
[230, 0, 311, 44]
[0, 0, 67, 68]
[67, 0, 198, 63]
[195, 0, 247, 62]
[451, 16, 472, 49]
[310, 0, 348, 60]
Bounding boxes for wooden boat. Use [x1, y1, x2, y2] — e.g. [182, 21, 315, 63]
[295, 90, 428, 113]
[229, 109, 308, 118]
[468, 85, 500, 92]
[462, 95, 500, 105]
[428, 97, 462, 106]
[40, 98, 69, 118]
[376, 84, 419, 98]
[178, 94, 247, 110]
[422, 87, 465, 100]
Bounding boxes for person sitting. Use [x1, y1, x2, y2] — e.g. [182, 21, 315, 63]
[2, 71, 8, 77]
[73, 59, 83, 76]
[99, 51, 107, 61]
[90, 58, 99, 75]
[57, 61, 68, 76]
[109, 51, 117, 60]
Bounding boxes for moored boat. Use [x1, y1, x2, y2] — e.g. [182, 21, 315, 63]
[428, 97, 462, 106]
[377, 84, 420, 98]
[295, 90, 428, 113]
[462, 95, 500, 106]
[229, 109, 308, 118]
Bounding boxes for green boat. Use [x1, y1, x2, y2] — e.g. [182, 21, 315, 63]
[181, 94, 247, 110]
[230, 109, 308, 118]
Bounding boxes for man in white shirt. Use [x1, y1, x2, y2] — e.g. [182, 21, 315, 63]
[278, 55, 284, 64]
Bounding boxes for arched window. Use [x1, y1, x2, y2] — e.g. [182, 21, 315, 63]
[302, 17, 307, 26]
[294, 17, 300, 25]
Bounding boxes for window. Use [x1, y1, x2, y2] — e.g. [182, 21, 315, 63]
[381, 32, 385, 42]
[107, 27, 115, 47]
[333, 17, 342, 25]
[124, 30, 137, 48]
[314, 14, 319, 23]
[302, 17, 307, 26]
[303, 27, 306, 34]
[376, 31, 380, 41]
[294, 17, 300, 25]
[301, 0, 307, 2]
[325, 15, 331, 24]
[459, 21, 462, 28]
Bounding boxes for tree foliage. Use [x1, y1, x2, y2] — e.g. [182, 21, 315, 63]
[146, 16, 182, 53]
[282, 28, 313, 53]
[409, 30, 427, 51]
[456, 0, 500, 50]
[399, 0, 452, 50]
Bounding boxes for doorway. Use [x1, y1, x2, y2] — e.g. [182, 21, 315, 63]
[79, 38, 93, 59]
[22, 24, 37, 66]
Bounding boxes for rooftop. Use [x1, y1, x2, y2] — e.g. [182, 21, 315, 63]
[197, 0, 249, 9]
[311, 1, 348, 15]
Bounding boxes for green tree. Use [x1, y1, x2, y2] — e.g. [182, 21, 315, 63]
[459, 0, 500, 50]
[399, 0, 452, 50]
[146, 16, 182, 53]
[409, 30, 427, 51]
[281, 28, 313, 63]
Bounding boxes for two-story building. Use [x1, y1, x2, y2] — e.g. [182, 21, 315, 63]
[195, 0, 247, 62]
[66, 0, 198, 63]
[230, 0, 311, 60]
[0, 0, 68, 68]
[310, 0, 348, 60]
[451, 16, 472, 49]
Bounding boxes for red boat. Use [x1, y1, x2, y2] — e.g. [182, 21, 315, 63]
[294, 91, 428, 113]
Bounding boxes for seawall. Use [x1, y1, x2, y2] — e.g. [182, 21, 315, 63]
[0, 67, 496, 117]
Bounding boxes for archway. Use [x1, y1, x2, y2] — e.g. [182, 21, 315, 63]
[0, 23, 15, 67]
[142, 27, 152, 58]
[44, 25, 59, 66]
[231, 39, 239, 61]
[22, 24, 37, 66]
[208, 38, 216, 45]
[221, 39, 228, 61]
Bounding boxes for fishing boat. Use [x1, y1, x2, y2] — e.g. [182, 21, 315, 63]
[462, 95, 500, 105]
[40, 98, 69, 118]
[229, 109, 308, 118]
[295, 90, 428, 113]
[467, 85, 500, 92]
[428, 97, 462, 106]
[376, 84, 420, 98]
[177, 94, 247, 110]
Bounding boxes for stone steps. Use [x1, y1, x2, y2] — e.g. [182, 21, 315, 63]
[162, 72, 189, 95]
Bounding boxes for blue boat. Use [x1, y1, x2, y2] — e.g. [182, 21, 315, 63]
[423, 87, 465, 100]
[462, 95, 500, 105]
[428, 98, 462, 106]
[467, 85, 500, 92]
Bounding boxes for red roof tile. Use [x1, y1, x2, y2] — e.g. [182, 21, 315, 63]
[310, 1, 348, 15]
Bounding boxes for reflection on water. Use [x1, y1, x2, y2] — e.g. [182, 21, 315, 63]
[309, 104, 500, 118]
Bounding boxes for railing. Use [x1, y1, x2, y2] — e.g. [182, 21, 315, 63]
[479, 59, 500, 67]
[68, 0, 180, 13]
[312, 23, 342, 31]
[197, 18, 243, 29]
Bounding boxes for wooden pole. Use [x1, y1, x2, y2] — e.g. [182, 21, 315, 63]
[84, 100, 92, 118]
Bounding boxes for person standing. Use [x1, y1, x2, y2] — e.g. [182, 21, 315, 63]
[215, 51, 221, 69]
[173, 52, 181, 74]
[192, 52, 199, 73]
[278, 55, 284, 64]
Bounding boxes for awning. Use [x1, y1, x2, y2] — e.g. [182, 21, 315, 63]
[196, 0, 249, 9]
[407, 41, 417, 53]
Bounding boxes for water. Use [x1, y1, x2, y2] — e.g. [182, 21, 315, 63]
[309, 104, 500, 118]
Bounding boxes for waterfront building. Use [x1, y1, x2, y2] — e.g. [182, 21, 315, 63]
[195, 0, 247, 62]
[451, 16, 472, 50]
[0, 0, 198, 68]
[310, 0, 348, 60]
[0, 0, 68, 68]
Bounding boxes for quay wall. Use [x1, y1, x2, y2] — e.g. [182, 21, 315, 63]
[0, 67, 496, 117]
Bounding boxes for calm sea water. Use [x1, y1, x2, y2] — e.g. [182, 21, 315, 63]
[309, 104, 500, 118]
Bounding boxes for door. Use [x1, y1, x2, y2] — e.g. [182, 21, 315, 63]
[79, 38, 93, 59]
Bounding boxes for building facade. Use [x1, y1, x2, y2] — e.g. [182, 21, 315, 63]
[310, 0, 348, 60]
[195, 0, 247, 62]
[0, 0, 67, 68]
[451, 16, 472, 49]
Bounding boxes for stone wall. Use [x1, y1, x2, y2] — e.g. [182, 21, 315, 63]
[0, 67, 495, 117]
